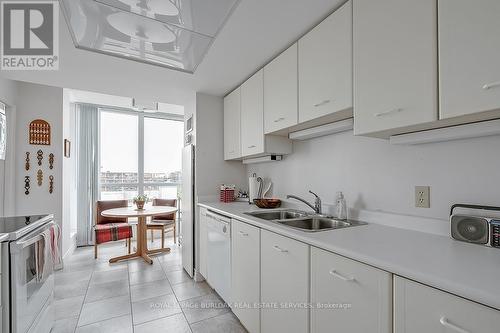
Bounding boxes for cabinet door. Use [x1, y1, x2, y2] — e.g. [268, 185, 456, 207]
[394, 276, 500, 333]
[224, 88, 241, 160]
[298, 0, 352, 123]
[241, 70, 264, 157]
[264, 43, 298, 134]
[353, 0, 437, 135]
[231, 220, 260, 333]
[439, 0, 500, 119]
[261, 230, 309, 333]
[310, 247, 392, 333]
[199, 207, 208, 279]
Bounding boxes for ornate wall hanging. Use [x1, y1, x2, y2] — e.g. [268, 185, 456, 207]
[25, 152, 30, 170]
[24, 176, 30, 195]
[49, 175, 54, 194]
[37, 170, 43, 186]
[29, 119, 51, 145]
[37, 150, 43, 166]
[49, 153, 54, 169]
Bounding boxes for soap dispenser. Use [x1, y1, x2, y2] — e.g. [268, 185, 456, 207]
[336, 192, 347, 220]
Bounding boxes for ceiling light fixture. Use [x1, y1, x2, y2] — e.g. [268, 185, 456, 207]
[60, 0, 240, 73]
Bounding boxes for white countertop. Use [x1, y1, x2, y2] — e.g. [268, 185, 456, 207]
[199, 201, 500, 311]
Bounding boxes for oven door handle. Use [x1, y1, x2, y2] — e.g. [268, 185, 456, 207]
[12, 222, 55, 252]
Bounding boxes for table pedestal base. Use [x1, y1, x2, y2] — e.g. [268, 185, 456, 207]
[109, 216, 171, 264]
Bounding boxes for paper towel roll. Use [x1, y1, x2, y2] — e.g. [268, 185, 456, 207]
[249, 177, 259, 202]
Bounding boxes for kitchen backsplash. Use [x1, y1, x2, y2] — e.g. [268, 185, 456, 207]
[246, 130, 500, 233]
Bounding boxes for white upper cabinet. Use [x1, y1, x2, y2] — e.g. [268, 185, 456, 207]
[394, 276, 500, 333]
[241, 70, 265, 156]
[223, 88, 241, 160]
[439, 0, 500, 119]
[353, 0, 438, 136]
[311, 247, 392, 333]
[298, 0, 353, 123]
[264, 43, 298, 134]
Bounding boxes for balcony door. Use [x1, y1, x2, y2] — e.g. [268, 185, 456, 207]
[99, 109, 183, 202]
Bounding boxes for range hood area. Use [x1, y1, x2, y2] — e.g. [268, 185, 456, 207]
[60, 0, 239, 73]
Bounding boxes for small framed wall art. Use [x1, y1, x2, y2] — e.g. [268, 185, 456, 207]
[64, 139, 71, 158]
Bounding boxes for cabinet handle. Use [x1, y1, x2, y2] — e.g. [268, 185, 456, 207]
[439, 317, 470, 333]
[329, 269, 355, 282]
[248, 145, 256, 149]
[274, 117, 285, 123]
[273, 245, 288, 253]
[374, 108, 403, 117]
[313, 99, 331, 107]
[482, 81, 500, 90]
[238, 231, 248, 236]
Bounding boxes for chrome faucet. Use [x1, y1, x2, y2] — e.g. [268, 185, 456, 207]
[286, 191, 322, 214]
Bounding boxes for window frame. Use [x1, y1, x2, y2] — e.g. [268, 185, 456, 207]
[98, 106, 183, 200]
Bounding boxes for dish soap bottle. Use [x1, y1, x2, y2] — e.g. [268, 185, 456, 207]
[336, 192, 347, 220]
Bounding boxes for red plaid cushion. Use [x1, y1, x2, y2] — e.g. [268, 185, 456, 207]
[94, 223, 132, 244]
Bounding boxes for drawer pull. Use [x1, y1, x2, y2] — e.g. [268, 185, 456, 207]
[273, 245, 288, 253]
[374, 108, 403, 117]
[482, 81, 500, 90]
[238, 231, 249, 236]
[313, 99, 331, 107]
[274, 117, 285, 123]
[248, 145, 256, 149]
[439, 317, 470, 333]
[329, 269, 355, 282]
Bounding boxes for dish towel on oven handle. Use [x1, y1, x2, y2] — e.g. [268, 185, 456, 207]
[50, 223, 63, 271]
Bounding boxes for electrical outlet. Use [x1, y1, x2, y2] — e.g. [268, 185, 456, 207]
[415, 186, 430, 208]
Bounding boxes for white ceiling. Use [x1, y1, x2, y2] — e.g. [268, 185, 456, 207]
[1, 0, 346, 106]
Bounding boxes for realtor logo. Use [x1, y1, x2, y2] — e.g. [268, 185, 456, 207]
[1, 1, 59, 70]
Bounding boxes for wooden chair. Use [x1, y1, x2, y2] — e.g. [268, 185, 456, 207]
[147, 198, 177, 248]
[94, 200, 132, 259]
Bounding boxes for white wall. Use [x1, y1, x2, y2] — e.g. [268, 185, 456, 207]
[247, 131, 500, 233]
[195, 93, 246, 199]
[14, 82, 67, 251]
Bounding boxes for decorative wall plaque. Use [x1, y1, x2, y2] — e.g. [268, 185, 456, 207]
[37, 170, 43, 186]
[29, 119, 51, 145]
[49, 175, 54, 194]
[24, 176, 30, 195]
[49, 153, 54, 169]
[25, 152, 30, 171]
[37, 150, 43, 166]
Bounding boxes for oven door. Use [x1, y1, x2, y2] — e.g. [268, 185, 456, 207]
[10, 223, 55, 333]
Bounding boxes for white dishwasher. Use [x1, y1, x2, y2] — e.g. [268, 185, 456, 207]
[206, 211, 231, 303]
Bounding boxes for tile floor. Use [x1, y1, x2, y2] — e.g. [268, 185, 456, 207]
[52, 237, 247, 333]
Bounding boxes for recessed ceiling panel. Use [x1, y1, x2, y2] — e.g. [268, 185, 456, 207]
[60, 0, 239, 73]
[94, 0, 239, 37]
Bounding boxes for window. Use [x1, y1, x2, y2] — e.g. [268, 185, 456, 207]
[99, 109, 183, 202]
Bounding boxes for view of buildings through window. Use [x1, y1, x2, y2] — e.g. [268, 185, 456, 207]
[99, 109, 183, 202]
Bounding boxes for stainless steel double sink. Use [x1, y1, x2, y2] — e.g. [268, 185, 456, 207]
[244, 209, 366, 232]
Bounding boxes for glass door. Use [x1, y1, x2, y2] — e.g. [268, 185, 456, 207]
[99, 110, 139, 202]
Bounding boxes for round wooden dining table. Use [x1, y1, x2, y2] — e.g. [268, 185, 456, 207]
[101, 206, 177, 264]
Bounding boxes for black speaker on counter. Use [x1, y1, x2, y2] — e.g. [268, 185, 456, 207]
[450, 215, 489, 244]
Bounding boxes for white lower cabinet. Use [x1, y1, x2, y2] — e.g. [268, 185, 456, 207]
[394, 276, 500, 333]
[199, 207, 208, 279]
[231, 220, 261, 333]
[261, 230, 309, 333]
[310, 247, 392, 333]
